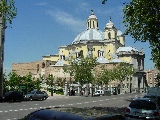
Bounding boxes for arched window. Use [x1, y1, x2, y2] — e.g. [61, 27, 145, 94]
[37, 64, 39, 73]
[42, 62, 45, 68]
[79, 50, 84, 58]
[98, 50, 100, 57]
[93, 21, 95, 28]
[108, 32, 111, 39]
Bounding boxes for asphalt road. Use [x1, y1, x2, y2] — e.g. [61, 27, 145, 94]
[0, 93, 144, 120]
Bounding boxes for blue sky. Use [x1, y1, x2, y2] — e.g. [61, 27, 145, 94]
[4, 0, 154, 74]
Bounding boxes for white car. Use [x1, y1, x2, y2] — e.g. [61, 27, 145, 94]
[93, 90, 104, 96]
[125, 97, 160, 119]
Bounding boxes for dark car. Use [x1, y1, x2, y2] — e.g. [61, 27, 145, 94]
[20, 107, 125, 120]
[24, 90, 49, 101]
[0, 96, 3, 102]
[3, 91, 23, 102]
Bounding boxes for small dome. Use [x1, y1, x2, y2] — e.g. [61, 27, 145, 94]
[72, 29, 104, 44]
[105, 20, 114, 28]
[97, 56, 109, 63]
[117, 30, 123, 36]
[110, 58, 124, 63]
[88, 10, 97, 19]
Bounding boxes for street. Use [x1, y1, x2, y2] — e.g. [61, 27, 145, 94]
[0, 93, 144, 120]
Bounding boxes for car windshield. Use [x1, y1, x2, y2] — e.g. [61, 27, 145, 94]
[129, 100, 156, 110]
[30, 91, 36, 94]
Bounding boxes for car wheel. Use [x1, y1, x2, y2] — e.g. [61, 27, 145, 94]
[43, 97, 46, 100]
[29, 97, 33, 101]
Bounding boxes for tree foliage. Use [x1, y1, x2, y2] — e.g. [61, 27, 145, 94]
[123, 0, 160, 69]
[0, 0, 17, 27]
[97, 67, 114, 85]
[63, 57, 97, 85]
[46, 74, 55, 96]
[156, 73, 160, 87]
[3, 72, 42, 93]
[116, 62, 135, 82]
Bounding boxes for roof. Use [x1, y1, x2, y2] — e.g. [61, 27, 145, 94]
[116, 46, 138, 53]
[117, 29, 123, 36]
[52, 59, 65, 66]
[72, 29, 104, 44]
[110, 58, 124, 63]
[105, 20, 114, 29]
[97, 56, 109, 63]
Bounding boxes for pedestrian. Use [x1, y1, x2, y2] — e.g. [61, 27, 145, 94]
[71, 89, 74, 96]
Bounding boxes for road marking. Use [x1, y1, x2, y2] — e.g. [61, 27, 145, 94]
[52, 106, 55, 107]
[13, 118, 17, 120]
[113, 98, 116, 99]
[0, 111, 3, 112]
[85, 102, 89, 103]
[99, 100, 103, 101]
[40, 107, 43, 109]
[30, 108, 33, 110]
[35, 104, 38, 105]
[5, 111, 8, 112]
[92, 101, 96, 102]
[106, 99, 109, 100]
[14, 110, 18, 111]
[9, 110, 13, 111]
[49, 106, 52, 107]
[77, 103, 81, 104]
[121, 97, 123, 98]
[20, 109, 23, 110]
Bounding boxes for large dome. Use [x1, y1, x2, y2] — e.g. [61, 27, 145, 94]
[72, 29, 104, 44]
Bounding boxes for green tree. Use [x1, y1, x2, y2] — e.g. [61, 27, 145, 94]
[97, 68, 113, 86]
[156, 73, 160, 87]
[116, 62, 135, 93]
[63, 57, 97, 86]
[8, 72, 21, 91]
[46, 74, 55, 96]
[123, 0, 160, 69]
[23, 73, 34, 92]
[0, 0, 17, 26]
[2, 72, 9, 94]
[33, 77, 42, 90]
[0, 0, 17, 96]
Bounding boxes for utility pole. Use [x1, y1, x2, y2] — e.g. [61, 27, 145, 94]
[0, 12, 5, 97]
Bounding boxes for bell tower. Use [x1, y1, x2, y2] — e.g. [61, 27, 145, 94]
[87, 10, 98, 30]
[104, 18, 117, 40]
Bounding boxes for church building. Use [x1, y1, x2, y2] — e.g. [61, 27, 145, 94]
[12, 10, 146, 93]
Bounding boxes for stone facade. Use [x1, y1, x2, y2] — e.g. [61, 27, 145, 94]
[12, 10, 147, 93]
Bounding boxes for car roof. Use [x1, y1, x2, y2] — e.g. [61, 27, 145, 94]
[133, 97, 155, 101]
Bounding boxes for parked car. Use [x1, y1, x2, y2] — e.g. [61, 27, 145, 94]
[93, 90, 104, 97]
[3, 91, 23, 102]
[125, 97, 160, 119]
[143, 95, 160, 109]
[24, 90, 48, 101]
